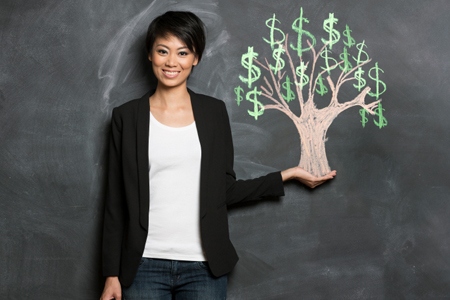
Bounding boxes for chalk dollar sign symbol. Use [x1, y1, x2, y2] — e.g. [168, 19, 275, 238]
[295, 61, 309, 88]
[320, 48, 338, 74]
[339, 47, 352, 73]
[282, 75, 295, 102]
[234, 86, 244, 106]
[368, 62, 387, 100]
[270, 43, 285, 73]
[263, 14, 286, 50]
[316, 74, 328, 96]
[246, 87, 264, 120]
[321, 13, 340, 50]
[290, 7, 316, 56]
[374, 103, 388, 129]
[359, 108, 369, 128]
[353, 68, 366, 91]
[353, 41, 370, 66]
[239, 46, 261, 89]
[343, 24, 355, 48]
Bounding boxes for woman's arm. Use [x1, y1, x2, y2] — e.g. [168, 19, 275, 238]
[102, 108, 126, 283]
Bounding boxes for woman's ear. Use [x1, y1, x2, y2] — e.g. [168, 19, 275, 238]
[148, 53, 152, 62]
[193, 55, 199, 66]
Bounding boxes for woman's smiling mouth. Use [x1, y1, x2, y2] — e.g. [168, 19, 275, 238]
[163, 70, 180, 78]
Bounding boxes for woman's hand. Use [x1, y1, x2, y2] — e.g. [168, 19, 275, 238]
[100, 276, 122, 300]
[281, 167, 336, 188]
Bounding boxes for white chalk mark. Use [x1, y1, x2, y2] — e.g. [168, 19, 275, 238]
[98, 0, 163, 111]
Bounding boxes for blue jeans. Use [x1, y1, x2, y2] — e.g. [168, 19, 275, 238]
[122, 258, 227, 300]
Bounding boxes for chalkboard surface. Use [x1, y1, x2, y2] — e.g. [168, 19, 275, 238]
[1, 0, 450, 299]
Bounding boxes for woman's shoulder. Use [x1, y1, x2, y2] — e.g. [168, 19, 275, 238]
[113, 91, 152, 115]
[188, 89, 226, 109]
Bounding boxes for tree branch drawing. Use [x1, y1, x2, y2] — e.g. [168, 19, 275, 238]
[234, 8, 388, 176]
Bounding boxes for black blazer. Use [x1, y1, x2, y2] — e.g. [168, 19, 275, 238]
[102, 89, 285, 287]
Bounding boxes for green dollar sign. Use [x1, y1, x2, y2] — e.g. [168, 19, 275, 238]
[339, 47, 352, 73]
[321, 13, 340, 49]
[368, 62, 387, 100]
[290, 7, 316, 56]
[263, 14, 286, 50]
[239, 46, 261, 89]
[320, 48, 338, 74]
[373, 103, 388, 128]
[359, 108, 369, 128]
[353, 41, 370, 66]
[270, 43, 285, 73]
[295, 61, 309, 88]
[316, 74, 328, 96]
[282, 75, 295, 102]
[246, 87, 264, 120]
[234, 86, 244, 106]
[353, 68, 366, 91]
[343, 24, 355, 48]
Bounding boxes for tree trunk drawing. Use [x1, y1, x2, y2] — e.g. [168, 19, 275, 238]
[296, 115, 331, 176]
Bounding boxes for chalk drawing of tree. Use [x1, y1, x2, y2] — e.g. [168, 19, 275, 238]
[234, 7, 388, 176]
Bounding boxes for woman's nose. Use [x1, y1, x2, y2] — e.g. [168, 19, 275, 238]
[165, 53, 177, 66]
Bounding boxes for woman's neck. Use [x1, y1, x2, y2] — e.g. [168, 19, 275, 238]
[151, 84, 190, 109]
[149, 84, 194, 127]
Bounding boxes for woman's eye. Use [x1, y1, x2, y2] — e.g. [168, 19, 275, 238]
[179, 51, 188, 56]
[157, 49, 167, 55]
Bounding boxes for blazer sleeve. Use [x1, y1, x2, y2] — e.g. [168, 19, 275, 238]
[220, 102, 285, 206]
[102, 107, 126, 277]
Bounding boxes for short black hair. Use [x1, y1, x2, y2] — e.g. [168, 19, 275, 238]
[146, 11, 206, 63]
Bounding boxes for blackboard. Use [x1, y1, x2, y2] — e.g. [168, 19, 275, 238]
[1, 0, 450, 299]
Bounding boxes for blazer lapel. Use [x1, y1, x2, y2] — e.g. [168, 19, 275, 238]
[137, 92, 151, 230]
[189, 89, 212, 219]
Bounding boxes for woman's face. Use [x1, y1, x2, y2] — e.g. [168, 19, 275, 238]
[148, 34, 198, 89]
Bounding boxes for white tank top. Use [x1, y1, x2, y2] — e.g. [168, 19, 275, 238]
[143, 112, 206, 261]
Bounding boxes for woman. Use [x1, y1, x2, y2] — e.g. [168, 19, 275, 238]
[100, 11, 336, 300]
